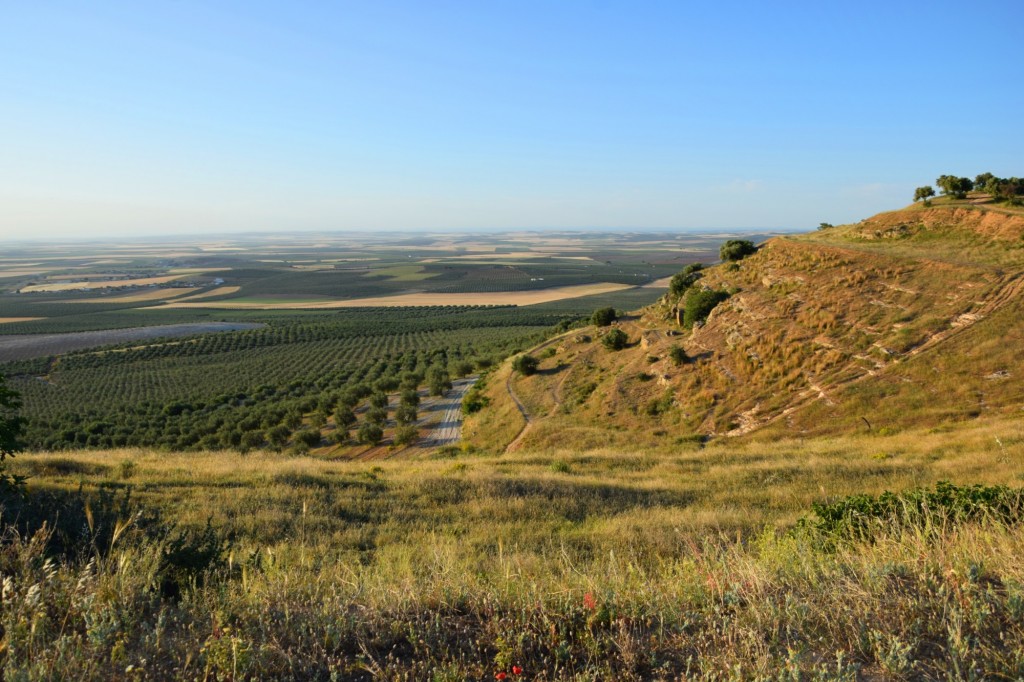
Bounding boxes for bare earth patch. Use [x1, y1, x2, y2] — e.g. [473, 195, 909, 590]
[0, 317, 44, 324]
[152, 282, 635, 309]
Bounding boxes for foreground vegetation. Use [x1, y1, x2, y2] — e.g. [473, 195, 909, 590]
[4, 417, 1024, 678]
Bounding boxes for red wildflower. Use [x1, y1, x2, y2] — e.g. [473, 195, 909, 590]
[583, 592, 597, 610]
[496, 673, 507, 680]
[512, 665, 523, 675]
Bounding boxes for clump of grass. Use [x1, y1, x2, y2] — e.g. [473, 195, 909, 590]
[549, 459, 571, 473]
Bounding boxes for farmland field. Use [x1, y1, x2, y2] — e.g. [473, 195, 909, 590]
[0, 230, 766, 455]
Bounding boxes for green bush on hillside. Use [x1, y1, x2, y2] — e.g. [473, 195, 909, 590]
[719, 239, 757, 262]
[601, 328, 629, 351]
[512, 354, 539, 376]
[682, 288, 730, 328]
[668, 263, 704, 298]
[590, 306, 617, 326]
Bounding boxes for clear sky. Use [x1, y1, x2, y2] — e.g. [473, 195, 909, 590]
[2, 1, 1022, 240]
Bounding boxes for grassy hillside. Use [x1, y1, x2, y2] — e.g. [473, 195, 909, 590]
[6, 201, 1024, 678]
[5, 413, 1024, 679]
[467, 202, 1024, 451]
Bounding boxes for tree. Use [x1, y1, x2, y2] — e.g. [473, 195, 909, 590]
[449, 360, 474, 378]
[333, 406, 356, 428]
[0, 373, 25, 496]
[393, 424, 418, 445]
[399, 389, 420, 407]
[369, 392, 389, 409]
[239, 430, 264, 453]
[913, 186, 935, 204]
[294, 428, 322, 448]
[365, 407, 388, 425]
[818, 222, 834, 230]
[512, 354, 539, 376]
[426, 366, 452, 396]
[936, 175, 974, 199]
[394, 404, 418, 425]
[357, 422, 383, 446]
[602, 328, 629, 351]
[591, 306, 617, 326]
[668, 263, 704, 298]
[266, 424, 290, 450]
[719, 239, 757, 262]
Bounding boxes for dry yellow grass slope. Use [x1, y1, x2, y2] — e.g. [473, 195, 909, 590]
[465, 204, 1024, 451]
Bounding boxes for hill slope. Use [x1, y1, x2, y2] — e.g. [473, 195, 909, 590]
[465, 202, 1024, 451]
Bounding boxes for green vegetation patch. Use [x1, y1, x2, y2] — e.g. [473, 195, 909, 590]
[799, 481, 1024, 541]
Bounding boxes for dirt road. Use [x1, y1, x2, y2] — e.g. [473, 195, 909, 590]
[421, 377, 477, 447]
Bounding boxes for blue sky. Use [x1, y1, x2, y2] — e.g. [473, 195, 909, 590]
[2, 1, 1022, 239]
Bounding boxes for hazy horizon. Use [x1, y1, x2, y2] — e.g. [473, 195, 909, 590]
[3, 1, 1021, 240]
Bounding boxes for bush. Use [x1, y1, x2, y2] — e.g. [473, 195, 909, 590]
[668, 264, 704, 298]
[797, 481, 1024, 542]
[512, 355, 539, 376]
[602, 328, 629, 351]
[591, 306, 617, 327]
[682, 288, 730, 328]
[668, 345, 689, 365]
[719, 239, 757, 262]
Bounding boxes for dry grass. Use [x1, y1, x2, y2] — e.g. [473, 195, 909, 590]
[5, 416, 1024, 678]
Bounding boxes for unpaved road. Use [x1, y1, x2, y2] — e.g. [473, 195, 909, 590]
[422, 377, 478, 447]
[0, 322, 264, 362]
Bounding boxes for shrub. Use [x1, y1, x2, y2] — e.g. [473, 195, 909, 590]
[668, 264, 704, 298]
[682, 288, 730, 328]
[668, 345, 689, 365]
[462, 386, 490, 415]
[719, 239, 757, 262]
[512, 355, 539, 376]
[591, 306, 617, 327]
[797, 481, 1024, 542]
[601, 328, 629, 351]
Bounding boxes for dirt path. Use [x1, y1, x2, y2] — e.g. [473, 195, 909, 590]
[351, 377, 478, 459]
[423, 377, 478, 447]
